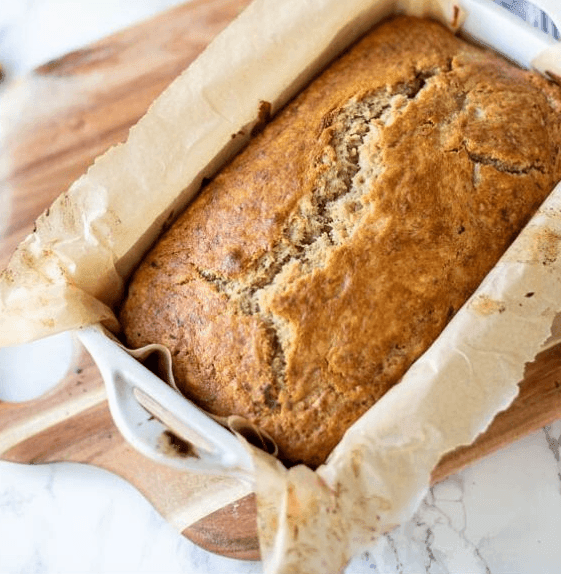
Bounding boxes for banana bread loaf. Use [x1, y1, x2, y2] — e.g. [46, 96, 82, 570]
[120, 16, 561, 468]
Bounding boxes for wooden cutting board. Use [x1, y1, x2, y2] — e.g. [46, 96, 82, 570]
[1, 0, 561, 562]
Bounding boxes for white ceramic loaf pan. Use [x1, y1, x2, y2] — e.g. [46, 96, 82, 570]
[78, 0, 560, 478]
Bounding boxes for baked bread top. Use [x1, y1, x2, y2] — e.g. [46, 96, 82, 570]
[120, 16, 561, 468]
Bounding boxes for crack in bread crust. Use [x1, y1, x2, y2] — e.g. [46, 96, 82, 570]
[466, 151, 546, 175]
[190, 74, 447, 400]
[190, 63, 546, 396]
[192, 71, 448, 341]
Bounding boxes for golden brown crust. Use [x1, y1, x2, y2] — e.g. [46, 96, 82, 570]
[120, 16, 561, 468]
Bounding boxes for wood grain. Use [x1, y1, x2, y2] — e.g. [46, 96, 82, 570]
[1, 0, 561, 563]
[183, 494, 261, 561]
[0, 0, 252, 271]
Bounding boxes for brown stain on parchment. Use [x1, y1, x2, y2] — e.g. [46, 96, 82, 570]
[286, 482, 321, 527]
[350, 448, 362, 479]
[451, 5, 461, 29]
[532, 227, 561, 266]
[470, 294, 507, 316]
[250, 100, 272, 137]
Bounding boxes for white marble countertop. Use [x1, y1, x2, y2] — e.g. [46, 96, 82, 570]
[1, 1, 561, 573]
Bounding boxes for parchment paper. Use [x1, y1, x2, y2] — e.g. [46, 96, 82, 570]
[1, 0, 561, 572]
